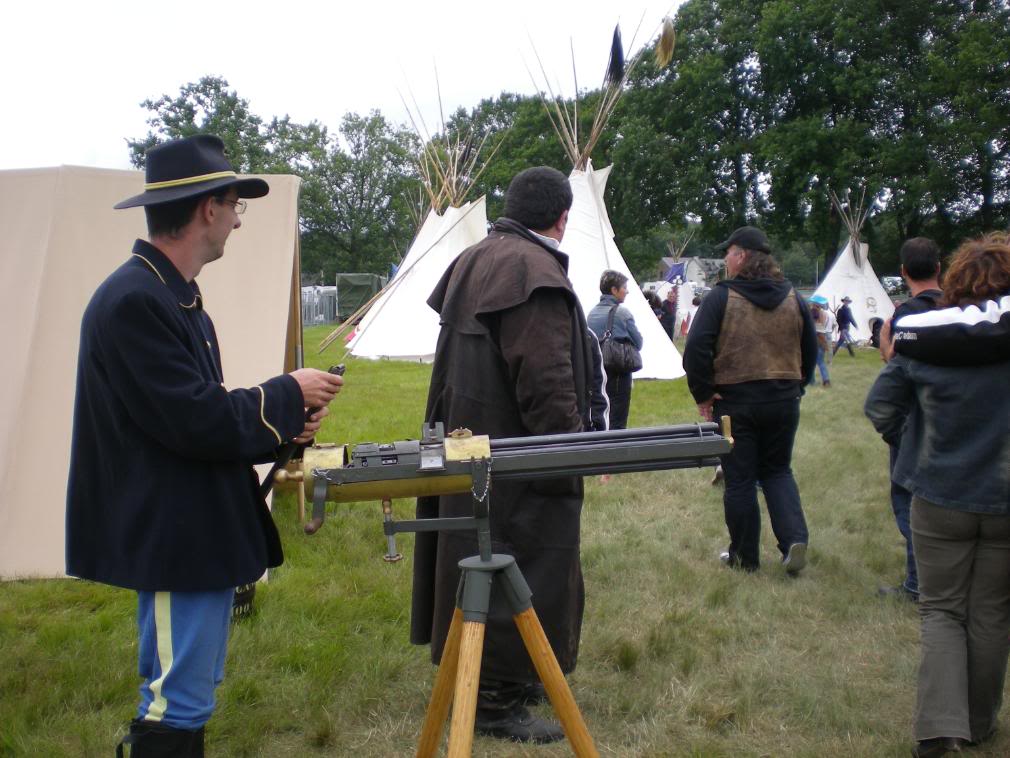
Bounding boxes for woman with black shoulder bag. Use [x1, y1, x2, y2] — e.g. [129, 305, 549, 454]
[586, 270, 643, 430]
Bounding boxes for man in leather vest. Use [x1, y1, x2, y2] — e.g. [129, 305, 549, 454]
[683, 226, 817, 573]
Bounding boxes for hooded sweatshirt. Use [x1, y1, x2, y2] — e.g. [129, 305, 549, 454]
[683, 278, 817, 404]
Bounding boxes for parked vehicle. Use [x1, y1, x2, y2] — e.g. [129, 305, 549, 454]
[881, 276, 906, 295]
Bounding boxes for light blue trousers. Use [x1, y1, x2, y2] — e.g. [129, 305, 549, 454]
[136, 588, 234, 730]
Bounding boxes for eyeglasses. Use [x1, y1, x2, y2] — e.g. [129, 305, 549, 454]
[217, 198, 247, 215]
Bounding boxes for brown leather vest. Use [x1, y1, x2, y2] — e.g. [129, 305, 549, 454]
[713, 288, 803, 385]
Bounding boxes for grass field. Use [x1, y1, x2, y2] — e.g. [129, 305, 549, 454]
[2, 327, 1006, 757]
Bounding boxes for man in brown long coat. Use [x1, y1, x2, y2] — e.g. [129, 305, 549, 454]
[410, 166, 598, 743]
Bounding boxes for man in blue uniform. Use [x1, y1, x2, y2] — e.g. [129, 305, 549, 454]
[833, 296, 857, 356]
[66, 135, 344, 756]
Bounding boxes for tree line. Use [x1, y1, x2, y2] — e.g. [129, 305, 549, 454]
[128, 0, 1009, 286]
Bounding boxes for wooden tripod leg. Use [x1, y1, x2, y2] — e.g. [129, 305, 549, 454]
[513, 607, 599, 758]
[416, 609, 463, 758]
[446, 621, 486, 758]
[296, 481, 305, 523]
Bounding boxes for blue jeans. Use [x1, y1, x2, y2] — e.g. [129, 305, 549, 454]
[889, 444, 918, 593]
[834, 328, 855, 356]
[811, 343, 830, 385]
[714, 397, 809, 569]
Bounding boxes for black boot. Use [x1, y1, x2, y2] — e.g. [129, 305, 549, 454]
[475, 704, 565, 744]
[475, 680, 564, 744]
[519, 681, 548, 706]
[116, 719, 203, 757]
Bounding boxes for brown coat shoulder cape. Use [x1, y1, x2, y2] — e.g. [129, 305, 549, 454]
[409, 218, 595, 682]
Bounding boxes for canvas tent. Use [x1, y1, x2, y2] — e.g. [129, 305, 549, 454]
[530, 20, 684, 379]
[0, 165, 302, 580]
[813, 190, 894, 341]
[563, 161, 683, 378]
[329, 93, 501, 362]
[345, 198, 488, 361]
[336, 273, 385, 322]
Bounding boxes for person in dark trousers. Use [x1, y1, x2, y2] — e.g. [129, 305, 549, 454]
[587, 269, 644, 430]
[65, 135, 345, 757]
[410, 166, 600, 744]
[684, 226, 817, 573]
[834, 296, 857, 355]
[865, 233, 1010, 757]
[659, 285, 678, 339]
[876, 237, 943, 602]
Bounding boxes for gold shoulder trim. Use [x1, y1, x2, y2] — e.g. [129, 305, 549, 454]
[132, 253, 166, 284]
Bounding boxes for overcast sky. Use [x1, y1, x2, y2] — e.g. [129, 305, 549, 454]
[3, 1, 679, 171]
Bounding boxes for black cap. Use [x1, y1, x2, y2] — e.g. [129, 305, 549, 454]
[715, 226, 771, 254]
[114, 134, 269, 209]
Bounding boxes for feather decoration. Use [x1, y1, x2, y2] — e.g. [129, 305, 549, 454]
[604, 25, 624, 88]
[655, 18, 676, 68]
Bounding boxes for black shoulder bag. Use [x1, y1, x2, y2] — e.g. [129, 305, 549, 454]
[600, 305, 643, 374]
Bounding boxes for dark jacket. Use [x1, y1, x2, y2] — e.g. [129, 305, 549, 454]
[66, 240, 305, 591]
[410, 218, 595, 681]
[837, 303, 857, 330]
[891, 289, 943, 326]
[683, 278, 817, 404]
[865, 355, 1010, 514]
[659, 296, 678, 337]
[893, 293, 1010, 365]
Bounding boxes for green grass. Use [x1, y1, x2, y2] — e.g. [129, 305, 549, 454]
[2, 329, 1007, 756]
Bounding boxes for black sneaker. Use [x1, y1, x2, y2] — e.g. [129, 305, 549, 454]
[911, 736, 965, 756]
[475, 705, 565, 744]
[719, 551, 758, 572]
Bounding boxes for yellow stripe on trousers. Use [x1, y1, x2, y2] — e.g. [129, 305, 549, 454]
[144, 592, 174, 722]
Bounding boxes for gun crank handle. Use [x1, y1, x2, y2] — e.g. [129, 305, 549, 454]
[303, 516, 324, 536]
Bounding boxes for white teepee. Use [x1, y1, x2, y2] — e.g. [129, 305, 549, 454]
[320, 80, 501, 362]
[346, 198, 487, 361]
[531, 18, 684, 378]
[813, 190, 894, 341]
[565, 161, 684, 378]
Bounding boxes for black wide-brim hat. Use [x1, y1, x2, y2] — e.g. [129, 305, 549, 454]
[114, 134, 269, 209]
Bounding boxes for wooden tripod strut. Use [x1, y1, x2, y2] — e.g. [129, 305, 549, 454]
[514, 606, 597, 757]
[415, 554, 598, 758]
[416, 608, 463, 756]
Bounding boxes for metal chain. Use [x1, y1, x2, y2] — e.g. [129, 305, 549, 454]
[471, 457, 492, 503]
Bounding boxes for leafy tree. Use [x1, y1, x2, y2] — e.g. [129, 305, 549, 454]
[127, 76, 270, 171]
[127, 79, 419, 282]
[299, 112, 419, 280]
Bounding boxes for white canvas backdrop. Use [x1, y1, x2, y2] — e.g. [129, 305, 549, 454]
[0, 166, 301, 580]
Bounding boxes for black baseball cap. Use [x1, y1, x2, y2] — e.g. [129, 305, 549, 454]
[715, 226, 771, 254]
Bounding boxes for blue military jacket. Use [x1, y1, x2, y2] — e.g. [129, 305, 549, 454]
[66, 240, 305, 591]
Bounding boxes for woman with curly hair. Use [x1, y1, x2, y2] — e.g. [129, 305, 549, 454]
[865, 232, 1010, 757]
